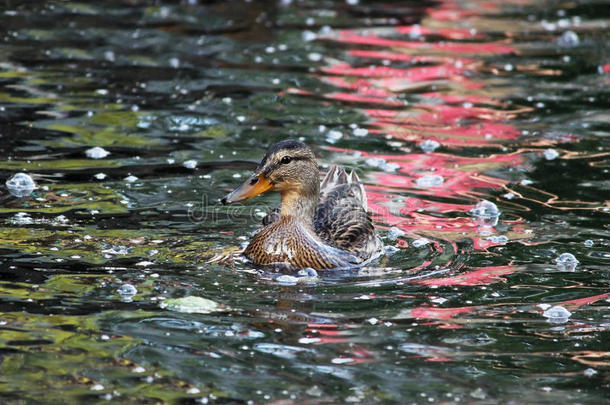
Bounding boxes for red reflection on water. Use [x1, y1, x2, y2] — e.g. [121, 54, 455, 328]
[561, 293, 610, 308]
[417, 266, 516, 286]
[325, 30, 515, 54]
[411, 306, 475, 319]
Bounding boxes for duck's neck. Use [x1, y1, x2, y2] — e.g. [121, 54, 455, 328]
[279, 189, 319, 226]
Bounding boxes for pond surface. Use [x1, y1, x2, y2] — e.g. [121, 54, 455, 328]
[1, 0, 609, 403]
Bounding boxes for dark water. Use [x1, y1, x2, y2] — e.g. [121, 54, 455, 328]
[1, 0, 609, 403]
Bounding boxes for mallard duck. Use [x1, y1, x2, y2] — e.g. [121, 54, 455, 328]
[221, 140, 382, 270]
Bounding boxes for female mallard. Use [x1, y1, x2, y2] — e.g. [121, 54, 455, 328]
[221, 140, 382, 270]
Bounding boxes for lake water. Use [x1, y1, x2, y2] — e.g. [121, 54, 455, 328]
[0, 0, 609, 403]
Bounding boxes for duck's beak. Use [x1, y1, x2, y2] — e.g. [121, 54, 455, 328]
[221, 173, 273, 205]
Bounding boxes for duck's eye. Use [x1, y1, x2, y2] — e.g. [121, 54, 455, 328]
[280, 156, 292, 164]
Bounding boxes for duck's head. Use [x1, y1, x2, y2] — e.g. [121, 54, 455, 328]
[221, 140, 319, 205]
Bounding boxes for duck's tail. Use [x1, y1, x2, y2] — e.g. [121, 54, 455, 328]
[320, 165, 368, 210]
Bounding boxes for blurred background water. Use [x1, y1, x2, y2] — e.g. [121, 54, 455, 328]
[0, 0, 609, 403]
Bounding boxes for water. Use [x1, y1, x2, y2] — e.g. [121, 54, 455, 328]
[0, 0, 609, 403]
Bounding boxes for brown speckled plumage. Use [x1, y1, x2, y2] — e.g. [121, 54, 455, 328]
[222, 140, 382, 270]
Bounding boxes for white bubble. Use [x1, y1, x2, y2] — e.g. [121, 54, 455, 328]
[365, 157, 399, 172]
[307, 52, 323, 62]
[419, 139, 440, 153]
[470, 200, 500, 226]
[556, 252, 579, 271]
[584, 240, 594, 247]
[10, 212, 33, 225]
[543, 148, 559, 160]
[124, 175, 139, 183]
[302, 30, 317, 42]
[6, 173, 36, 197]
[297, 268, 318, 278]
[386, 226, 405, 241]
[557, 30, 579, 48]
[411, 238, 430, 247]
[542, 305, 572, 323]
[583, 368, 598, 377]
[86, 146, 110, 159]
[353, 127, 368, 137]
[416, 174, 444, 188]
[326, 129, 343, 143]
[118, 283, 137, 298]
[276, 275, 298, 285]
[486, 235, 508, 244]
[471, 200, 500, 218]
[183, 160, 197, 169]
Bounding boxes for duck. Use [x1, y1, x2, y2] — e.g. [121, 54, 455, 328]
[221, 140, 382, 270]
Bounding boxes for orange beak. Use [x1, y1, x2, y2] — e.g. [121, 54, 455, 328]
[221, 173, 273, 204]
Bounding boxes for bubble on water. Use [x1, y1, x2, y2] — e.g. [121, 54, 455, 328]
[419, 139, 440, 153]
[104, 50, 115, 62]
[487, 235, 508, 244]
[365, 157, 399, 172]
[408, 24, 422, 39]
[353, 127, 368, 137]
[556, 252, 579, 271]
[503, 192, 515, 200]
[276, 275, 298, 285]
[183, 160, 197, 169]
[132, 366, 146, 373]
[346, 0, 359, 5]
[6, 173, 36, 197]
[557, 30, 579, 48]
[504, 64, 514, 72]
[102, 245, 130, 256]
[124, 175, 138, 183]
[90, 384, 104, 391]
[384, 245, 399, 254]
[169, 57, 180, 68]
[308, 52, 323, 62]
[326, 129, 342, 143]
[542, 305, 572, 323]
[412, 238, 430, 248]
[543, 148, 559, 160]
[584, 239, 594, 247]
[118, 284, 137, 301]
[386, 226, 405, 241]
[416, 174, 444, 188]
[299, 337, 321, 344]
[86, 146, 110, 159]
[11, 212, 33, 225]
[470, 200, 500, 227]
[298, 268, 318, 278]
[302, 30, 317, 42]
[583, 368, 598, 377]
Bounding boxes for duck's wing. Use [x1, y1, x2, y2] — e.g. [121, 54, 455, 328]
[315, 166, 381, 258]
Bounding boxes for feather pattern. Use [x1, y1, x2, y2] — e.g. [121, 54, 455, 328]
[225, 140, 382, 270]
[261, 165, 382, 263]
